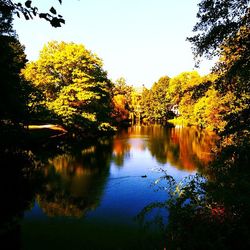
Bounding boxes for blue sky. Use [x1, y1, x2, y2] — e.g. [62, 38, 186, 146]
[13, 0, 215, 87]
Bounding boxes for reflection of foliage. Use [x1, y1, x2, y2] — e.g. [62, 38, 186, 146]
[147, 127, 172, 165]
[112, 131, 131, 167]
[0, 149, 43, 249]
[37, 192, 95, 218]
[112, 125, 217, 171]
[138, 138, 250, 249]
[36, 137, 113, 218]
[147, 126, 217, 171]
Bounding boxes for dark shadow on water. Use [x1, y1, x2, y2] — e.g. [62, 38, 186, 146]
[0, 149, 43, 250]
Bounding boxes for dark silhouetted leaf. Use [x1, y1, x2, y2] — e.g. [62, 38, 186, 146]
[50, 7, 57, 15]
[33, 7, 38, 16]
[24, 12, 30, 20]
[58, 18, 65, 24]
[14, 0, 64, 28]
[51, 18, 61, 27]
[28, 11, 33, 19]
[39, 13, 47, 19]
[25, 0, 32, 8]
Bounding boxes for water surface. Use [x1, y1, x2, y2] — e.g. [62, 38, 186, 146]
[20, 125, 217, 249]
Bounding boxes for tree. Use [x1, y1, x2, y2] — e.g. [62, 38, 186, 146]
[130, 87, 143, 123]
[112, 77, 133, 99]
[112, 94, 130, 123]
[216, 27, 250, 135]
[111, 77, 133, 124]
[192, 87, 231, 131]
[0, 35, 30, 125]
[166, 71, 202, 105]
[188, 0, 250, 136]
[0, 0, 15, 35]
[0, 0, 40, 142]
[151, 76, 171, 120]
[140, 76, 172, 122]
[163, 71, 232, 131]
[141, 86, 154, 121]
[0, 0, 65, 115]
[187, 0, 249, 60]
[0, 0, 56, 128]
[23, 41, 114, 134]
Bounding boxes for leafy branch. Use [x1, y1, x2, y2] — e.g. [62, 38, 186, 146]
[10, 0, 65, 27]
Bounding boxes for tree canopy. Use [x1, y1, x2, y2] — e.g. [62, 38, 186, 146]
[0, 35, 29, 125]
[187, 0, 250, 136]
[111, 77, 133, 124]
[141, 76, 172, 122]
[187, 0, 249, 60]
[23, 41, 114, 134]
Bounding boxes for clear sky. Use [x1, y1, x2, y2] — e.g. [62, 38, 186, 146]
[13, 0, 215, 87]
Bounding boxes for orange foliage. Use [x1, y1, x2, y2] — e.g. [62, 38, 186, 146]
[168, 127, 218, 171]
[112, 94, 129, 123]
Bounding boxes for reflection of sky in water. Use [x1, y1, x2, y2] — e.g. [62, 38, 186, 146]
[24, 202, 47, 220]
[23, 126, 214, 225]
[86, 135, 196, 224]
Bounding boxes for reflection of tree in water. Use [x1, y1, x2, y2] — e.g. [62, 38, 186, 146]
[147, 126, 218, 172]
[138, 138, 250, 249]
[168, 127, 218, 171]
[108, 125, 217, 171]
[37, 138, 113, 218]
[111, 126, 159, 167]
[0, 150, 43, 250]
[146, 126, 173, 164]
[112, 129, 131, 167]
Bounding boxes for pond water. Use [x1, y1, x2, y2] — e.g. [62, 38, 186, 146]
[13, 125, 217, 249]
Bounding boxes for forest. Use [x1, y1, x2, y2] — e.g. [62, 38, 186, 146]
[1, 1, 249, 137]
[0, 0, 249, 249]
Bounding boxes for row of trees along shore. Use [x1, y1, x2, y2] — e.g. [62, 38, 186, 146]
[1, 1, 249, 140]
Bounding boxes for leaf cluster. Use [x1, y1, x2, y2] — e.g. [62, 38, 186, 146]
[187, 0, 249, 60]
[5, 0, 65, 27]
